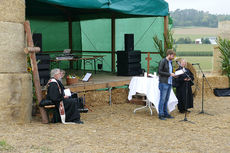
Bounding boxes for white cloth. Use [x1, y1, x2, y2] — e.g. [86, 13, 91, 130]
[128, 76, 178, 113]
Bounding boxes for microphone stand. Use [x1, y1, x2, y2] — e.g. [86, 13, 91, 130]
[194, 64, 213, 116]
[179, 68, 195, 124]
[176, 63, 195, 124]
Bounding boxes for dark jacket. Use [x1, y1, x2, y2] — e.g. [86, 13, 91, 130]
[158, 58, 171, 84]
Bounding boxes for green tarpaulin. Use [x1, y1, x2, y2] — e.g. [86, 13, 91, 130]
[26, 0, 168, 72]
[27, 0, 168, 18]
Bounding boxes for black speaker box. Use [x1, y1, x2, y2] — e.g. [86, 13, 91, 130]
[117, 63, 141, 76]
[32, 33, 42, 52]
[116, 50, 142, 76]
[125, 34, 134, 51]
[36, 54, 50, 86]
[117, 51, 141, 63]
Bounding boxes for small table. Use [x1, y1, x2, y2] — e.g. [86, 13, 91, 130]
[128, 76, 178, 115]
[50, 55, 105, 74]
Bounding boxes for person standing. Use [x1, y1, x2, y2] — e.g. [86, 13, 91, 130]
[174, 59, 194, 113]
[158, 49, 176, 120]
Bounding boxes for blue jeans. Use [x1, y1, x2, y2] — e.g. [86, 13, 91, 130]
[158, 83, 172, 117]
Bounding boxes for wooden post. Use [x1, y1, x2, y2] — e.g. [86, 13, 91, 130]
[164, 16, 169, 50]
[24, 21, 49, 124]
[111, 17, 116, 72]
[145, 52, 152, 75]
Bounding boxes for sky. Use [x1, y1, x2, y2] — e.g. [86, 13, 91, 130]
[165, 0, 230, 15]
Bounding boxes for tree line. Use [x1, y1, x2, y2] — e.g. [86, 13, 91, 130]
[170, 9, 230, 28]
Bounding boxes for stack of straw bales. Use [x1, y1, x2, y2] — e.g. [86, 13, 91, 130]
[0, 0, 32, 123]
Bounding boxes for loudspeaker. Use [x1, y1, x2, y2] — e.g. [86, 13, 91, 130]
[117, 51, 141, 63]
[125, 34, 134, 51]
[36, 54, 50, 86]
[32, 33, 42, 52]
[117, 51, 142, 76]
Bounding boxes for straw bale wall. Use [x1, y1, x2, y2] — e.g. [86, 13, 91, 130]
[0, 73, 32, 123]
[0, 21, 27, 73]
[0, 0, 32, 123]
[0, 0, 25, 23]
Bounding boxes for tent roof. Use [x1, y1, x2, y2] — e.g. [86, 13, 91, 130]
[26, 0, 169, 19]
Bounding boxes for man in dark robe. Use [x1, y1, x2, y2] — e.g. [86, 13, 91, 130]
[174, 59, 194, 113]
[46, 68, 83, 124]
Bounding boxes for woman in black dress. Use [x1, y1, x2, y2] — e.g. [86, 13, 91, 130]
[174, 59, 194, 113]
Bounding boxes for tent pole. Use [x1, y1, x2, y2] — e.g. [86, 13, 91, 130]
[164, 16, 168, 50]
[111, 17, 116, 73]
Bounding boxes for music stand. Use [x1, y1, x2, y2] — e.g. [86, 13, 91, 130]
[194, 64, 213, 116]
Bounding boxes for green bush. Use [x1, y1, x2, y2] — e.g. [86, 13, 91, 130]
[218, 37, 230, 86]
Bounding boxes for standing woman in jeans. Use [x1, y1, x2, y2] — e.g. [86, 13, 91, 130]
[158, 49, 176, 120]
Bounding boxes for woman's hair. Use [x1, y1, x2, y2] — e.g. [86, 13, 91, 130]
[180, 59, 187, 67]
[50, 68, 60, 78]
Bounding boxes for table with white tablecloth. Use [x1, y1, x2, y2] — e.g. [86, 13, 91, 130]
[128, 76, 178, 114]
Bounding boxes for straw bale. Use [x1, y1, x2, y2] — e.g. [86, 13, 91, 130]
[0, 0, 25, 23]
[111, 88, 129, 104]
[0, 73, 32, 123]
[195, 75, 229, 98]
[79, 90, 110, 107]
[0, 21, 27, 73]
[212, 46, 222, 75]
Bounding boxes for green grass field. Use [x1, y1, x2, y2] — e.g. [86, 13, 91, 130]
[172, 26, 218, 71]
[176, 44, 214, 52]
[177, 56, 213, 71]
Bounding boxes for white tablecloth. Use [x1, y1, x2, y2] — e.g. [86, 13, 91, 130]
[128, 76, 178, 113]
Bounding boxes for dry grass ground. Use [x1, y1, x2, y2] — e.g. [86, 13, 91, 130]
[1, 96, 230, 153]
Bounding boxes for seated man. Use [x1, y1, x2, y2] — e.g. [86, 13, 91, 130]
[46, 68, 83, 124]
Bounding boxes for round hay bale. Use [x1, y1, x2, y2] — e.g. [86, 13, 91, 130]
[0, 21, 27, 73]
[0, 0, 25, 23]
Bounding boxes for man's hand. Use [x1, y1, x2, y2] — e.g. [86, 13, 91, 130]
[64, 95, 69, 99]
[184, 78, 191, 81]
[171, 73, 176, 77]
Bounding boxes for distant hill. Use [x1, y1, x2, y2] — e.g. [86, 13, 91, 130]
[170, 9, 230, 28]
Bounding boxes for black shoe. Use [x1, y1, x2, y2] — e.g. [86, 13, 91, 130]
[164, 114, 174, 119]
[75, 120, 84, 124]
[159, 116, 166, 120]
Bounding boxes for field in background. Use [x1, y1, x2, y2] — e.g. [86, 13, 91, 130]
[173, 27, 218, 71]
[176, 44, 214, 52]
[179, 56, 213, 71]
[173, 27, 219, 35]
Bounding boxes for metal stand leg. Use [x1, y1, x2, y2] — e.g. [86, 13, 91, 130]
[109, 87, 112, 105]
[133, 99, 154, 115]
[94, 59, 96, 74]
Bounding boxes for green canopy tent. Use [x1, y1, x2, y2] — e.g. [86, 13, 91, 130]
[26, 0, 169, 72]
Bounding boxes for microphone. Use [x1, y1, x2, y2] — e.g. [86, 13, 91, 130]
[176, 61, 181, 67]
[192, 63, 199, 65]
